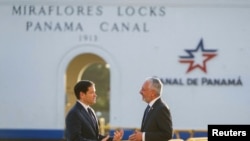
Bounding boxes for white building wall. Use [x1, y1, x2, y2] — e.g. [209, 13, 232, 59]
[0, 0, 250, 133]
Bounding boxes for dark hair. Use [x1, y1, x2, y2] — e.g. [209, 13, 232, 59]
[74, 80, 94, 99]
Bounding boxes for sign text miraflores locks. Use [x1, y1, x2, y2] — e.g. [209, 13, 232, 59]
[12, 5, 165, 42]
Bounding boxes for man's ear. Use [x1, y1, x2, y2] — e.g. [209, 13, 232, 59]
[79, 91, 85, 98]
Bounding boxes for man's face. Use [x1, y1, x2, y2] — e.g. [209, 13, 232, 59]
[139, 80, 153, 103]
[81, 85, 97, 106]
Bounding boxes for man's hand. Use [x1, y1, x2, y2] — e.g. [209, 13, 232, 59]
[128, 130, 142, 141]
[113, 128, 124, 141]
[101, 135, 110, 141]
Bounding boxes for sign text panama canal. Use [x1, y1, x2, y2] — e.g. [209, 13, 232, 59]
[160, 76, 243, 86]
[12, 5, 166, 33]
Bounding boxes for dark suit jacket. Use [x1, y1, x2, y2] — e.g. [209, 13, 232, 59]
[65, 102, 112, 141]
[140, 98, 173, 141]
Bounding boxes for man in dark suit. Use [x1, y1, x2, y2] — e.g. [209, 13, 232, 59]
[129, 77, 173, 141]
[65, 80, 123, 141]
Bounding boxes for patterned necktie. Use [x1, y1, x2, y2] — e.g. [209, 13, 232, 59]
[87, 108, 98, 129]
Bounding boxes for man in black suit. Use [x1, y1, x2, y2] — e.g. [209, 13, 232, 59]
[129, 77, 173, 141]
[65, 80, 123, 141]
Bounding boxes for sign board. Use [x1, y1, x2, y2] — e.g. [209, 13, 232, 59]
[0, 1, 249, 138]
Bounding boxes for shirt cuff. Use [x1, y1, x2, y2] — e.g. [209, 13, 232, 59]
[142, 132, 145, 141]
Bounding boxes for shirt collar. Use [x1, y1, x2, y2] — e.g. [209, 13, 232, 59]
[77, 100, 89, 110]
[148, 96, 160, 107]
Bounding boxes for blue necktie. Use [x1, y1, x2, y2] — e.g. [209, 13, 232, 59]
[87, 108, 98, 129]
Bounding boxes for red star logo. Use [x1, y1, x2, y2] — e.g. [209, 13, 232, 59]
[179, 39, 217, 73]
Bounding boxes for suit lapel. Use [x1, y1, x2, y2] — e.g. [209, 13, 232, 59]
[75, 102, 98, 135]
[141, 99, 162, 131]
